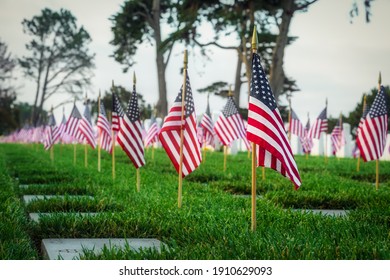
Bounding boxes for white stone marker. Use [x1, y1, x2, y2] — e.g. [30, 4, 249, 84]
[290, 209, 349, 217]
[42, 238, 165, 260]
[29, 213, 100, 222]
[23, 195, 94, 204]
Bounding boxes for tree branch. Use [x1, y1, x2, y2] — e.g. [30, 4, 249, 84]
[295, 0, 318, 11]
[193, 37, 237, 50]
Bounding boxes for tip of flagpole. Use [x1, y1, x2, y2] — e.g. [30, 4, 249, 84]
[378, 71, 382, 86]
[228, 85, 233, 97]
[251, 26, 258, 52]
[183, 50, 188, 69]
[133, 71, 136, 85]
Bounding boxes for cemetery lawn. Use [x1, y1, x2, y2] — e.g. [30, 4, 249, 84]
[0, 143, 390, 260]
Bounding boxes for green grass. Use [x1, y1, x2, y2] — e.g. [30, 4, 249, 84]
[0, 143, 390, 260]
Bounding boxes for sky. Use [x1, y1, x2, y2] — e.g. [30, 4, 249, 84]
[1, 0, 389, 125]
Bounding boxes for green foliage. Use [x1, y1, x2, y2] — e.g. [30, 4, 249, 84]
[1, 144, 390, 259]
[328, 86, 390, 136]
[19, 8, 95, 126]
[90, 86, 152, 121]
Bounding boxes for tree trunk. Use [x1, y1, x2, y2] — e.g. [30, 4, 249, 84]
[152, 0, 168, 118]
[35, 59, 51, 126]
[234, 49, 243, 107]
[269, 0, 294, 100]
[31, 49, 44, 126]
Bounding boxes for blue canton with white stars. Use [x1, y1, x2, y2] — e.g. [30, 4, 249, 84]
[126, 86, 141, 122]
[251, 53, 277, 110]
[71, 105, 82, 119]
[369, 86, 388, 118]
[174, 75, 195, 117]
[48, 113, 56, 127]
[222, 96, 239, 118]
[113, 93, 125, 117]
[100, 102, 107, 117]
[83, 103, 92, 125]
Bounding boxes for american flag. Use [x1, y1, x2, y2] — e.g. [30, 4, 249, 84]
[112, 92, 124, 132]
[97, 101, 113, 153]
[352, 144, 360, 158]
[65, 104, 84, 142]
[200, 101, 214, 146]
[214, 96, 247, 146]
[144, 115, 160, 147]
[301, 117, 313, 154]
[117, 84, 145, 168]
[356, 85, 388, 162]
[44, 112, 59, 150]
[159, 74, 201, 177]
[56, 111, 67, 143]
[307, 107, 327, 139]
[246, 52, 301, 189]
[330, 119, 345, 155]
[289, 109, 305, 138]
[79, 102, 96, 149]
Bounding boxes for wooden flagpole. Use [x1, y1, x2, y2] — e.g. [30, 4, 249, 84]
[306, 112, 309, 160]
[223, 146, 227, 172]
[288, 96, 292, 142]
[251, 26, 258, 232]
[49, 106, 54, 163]
[84, 93, 88, 168]
[134, 72, 141, 192]
[375, 72, 381, 190]
[357, 94, 366, 172]
[50, 146, 54, 162]
[84, 141, 88, 167]
[111, 118, 116, 180]
[98, 91, 102, 172]
[337, 112, 342, 160]
[111, 80, 116, 180]
[324, 98, 328, 164]
[73, 143, 76, 166]
[177, 50, 188, 208]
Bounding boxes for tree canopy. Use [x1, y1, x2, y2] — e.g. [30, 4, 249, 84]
[19, 8, 95, 126]
[110, 0, 177, 117]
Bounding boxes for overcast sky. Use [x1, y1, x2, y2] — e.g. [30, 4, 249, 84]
[1, 0, 389, 124]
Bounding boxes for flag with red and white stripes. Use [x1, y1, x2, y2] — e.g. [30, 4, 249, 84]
[44, 113, 59, 150]
[330, 122, 345, 155]
[56, 111, 67, 143]
[144, 115, 160, 147]
[159, 74, 201, 177]
[246, 52, 301, 189]
[301, 117, 313, 154]
[112, 93, 124, 132]
[79, 102, 96, 149]
[65, 104, 84, 143]
[214, 96, 247, 146]
[117, 85, 145, 168]
[356, 85, 388, 162]
[307, 107, 327, 139]
[97, 102, 112, 153]
[290, 109, 305, 138]
[200, 101, 215, 147]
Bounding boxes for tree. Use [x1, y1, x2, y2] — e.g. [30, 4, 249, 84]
[350, 0, 375, 23]
[19, 8, 95, 126]
[167, 0, 311, 107]
[0, 39, 18, 135]
[344, 86, 390, 138]
[91, 86, 152, 122]
[110, 0, 177, 117]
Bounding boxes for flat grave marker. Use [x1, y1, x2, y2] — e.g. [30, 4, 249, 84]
[42, 238, 165, 260]
[287, 209, 349, 217]
[29, 212, 101, 222]
[22, 195, 94, 204]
